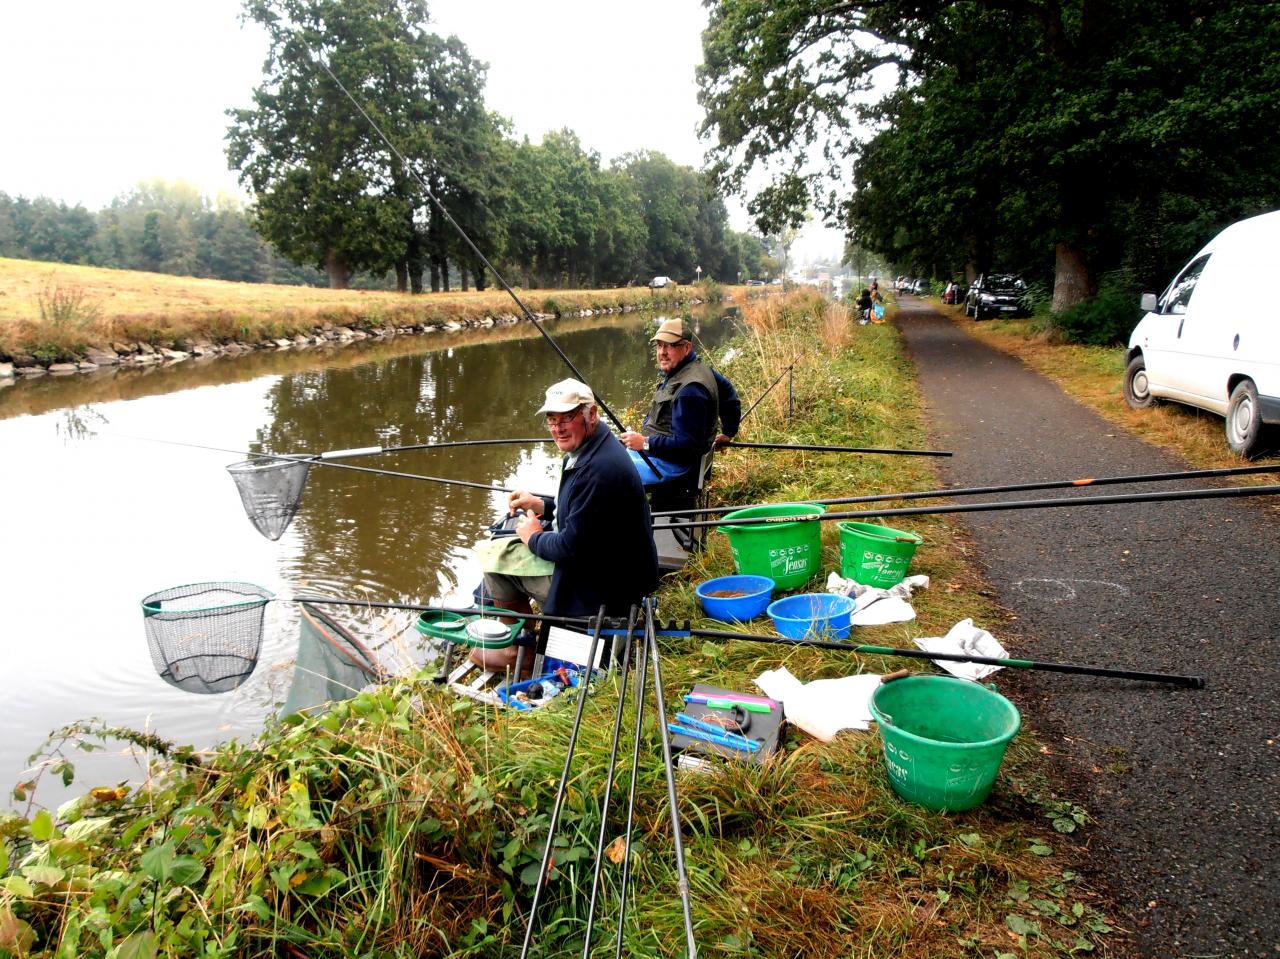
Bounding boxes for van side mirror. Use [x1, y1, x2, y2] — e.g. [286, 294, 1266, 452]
[1140, 292, 1158, 313]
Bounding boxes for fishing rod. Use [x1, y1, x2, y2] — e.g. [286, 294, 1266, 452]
[519, 607, 608, 959]
[652, 462, 1280, 519]
[655, 482, 1280, 531]
[682, 625, 1204, 688]
[311, 53, 666, 479]
[739, 360, 797, 423]
[644, 599, 699, 957]
[582, 607, 640, 958]
[722, 440, 952, 457]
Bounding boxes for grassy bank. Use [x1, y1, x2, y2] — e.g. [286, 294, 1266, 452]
[0, 291, 1116, 958]
[0, 258, 718, 364]
[946, 304, 1280, 476]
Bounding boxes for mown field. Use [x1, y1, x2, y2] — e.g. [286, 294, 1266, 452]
[1, 290, 1119, 959]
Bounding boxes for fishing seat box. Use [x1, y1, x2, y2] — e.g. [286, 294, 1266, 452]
[672, 682, 786, 767]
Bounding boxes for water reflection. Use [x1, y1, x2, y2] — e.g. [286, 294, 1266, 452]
[0, 306, 740, 803]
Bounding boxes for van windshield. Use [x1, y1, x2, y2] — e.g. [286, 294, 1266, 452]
[1161, 254, 1211, 314]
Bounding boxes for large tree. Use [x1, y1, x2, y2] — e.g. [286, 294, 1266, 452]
[227, 0, 438, 289]
[699, 0, 1280, 310]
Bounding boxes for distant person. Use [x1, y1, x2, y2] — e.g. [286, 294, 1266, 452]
[856, 288, 873, 324]
[471, 379, 658, 672]
[620, 317, 724, 510]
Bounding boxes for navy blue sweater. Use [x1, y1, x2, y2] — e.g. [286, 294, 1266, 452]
[528, 422, 659, 617]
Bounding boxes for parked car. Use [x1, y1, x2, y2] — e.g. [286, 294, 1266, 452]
[942, 280, 965, 304]
[649, 276, 677, 288]
[964, 273, 1028, 319]
[1124, 209, 1280, 457]
[911, 278, 930, 295]
[746, 279, 767, 287]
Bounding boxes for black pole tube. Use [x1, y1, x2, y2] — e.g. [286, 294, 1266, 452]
[646, 600, 699, 957]
[661, 482, 1280, 530]
[313, 56, 667, 478]
[615, 606, 651, 959]
[723, 440, 952, 457]
[519, 608, 606, 959]
[652, 463, 1280, 519]
[688, 627, 1205, 688]
[739, 360, 798, 423]
[582, 608, 640, 958]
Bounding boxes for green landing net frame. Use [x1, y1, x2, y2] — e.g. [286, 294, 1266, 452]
[226, 455, 314, 541]
[141, 581, 274, 694]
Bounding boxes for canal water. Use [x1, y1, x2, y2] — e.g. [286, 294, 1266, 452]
[1, 306, 740, 804]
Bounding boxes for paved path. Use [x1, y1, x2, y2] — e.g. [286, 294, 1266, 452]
[895, 298, 1278, 958]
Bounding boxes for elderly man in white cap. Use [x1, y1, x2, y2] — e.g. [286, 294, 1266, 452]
[471, 378, 659, 671]
[620, 317, 739, 511]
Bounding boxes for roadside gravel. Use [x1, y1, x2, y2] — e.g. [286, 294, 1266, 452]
[896, 298, 1279, 958]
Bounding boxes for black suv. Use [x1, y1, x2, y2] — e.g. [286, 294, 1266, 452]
[964, 273, 1028, 319]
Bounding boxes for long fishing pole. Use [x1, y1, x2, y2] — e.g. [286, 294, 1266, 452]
[723, 440, 951, 457]
[658, 482, 1280, 530]
[645, 599, 699, 958]
[615, 608, 651, 959]
[682, 625, 1204, 688]
[652, 463, 1280, 518]
[739, 360, 797, 423]
[311, 53, 667, 478]
[519, 607, 607, 959]
[582, 607, 640, 958]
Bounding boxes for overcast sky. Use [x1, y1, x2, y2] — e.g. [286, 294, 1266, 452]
[1, 0, 844, 261]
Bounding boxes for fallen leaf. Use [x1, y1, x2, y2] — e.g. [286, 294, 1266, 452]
[605, 836, 628, 865]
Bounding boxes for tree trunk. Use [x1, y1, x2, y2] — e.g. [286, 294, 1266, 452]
[408, 231, 425, 294]
[460, 264, 470, 291]
[325, 249, 349, 289]
[439, 258, 451, 292]
[429, 260, 440, 293]
[474, 262, 487, 291]
[395, 259, 408, 293]
[1051, 241, 1094, 313]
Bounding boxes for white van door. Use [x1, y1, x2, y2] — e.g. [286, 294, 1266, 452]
[1141, 253, 1213, 399]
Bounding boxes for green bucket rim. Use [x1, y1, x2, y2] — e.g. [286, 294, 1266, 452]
[717, 502, 826, 534]
[869, 675, 1021, 751]
[837, 520, 923, 546]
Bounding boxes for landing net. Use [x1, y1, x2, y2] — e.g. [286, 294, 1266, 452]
[226, 455, 313, 540]
[141, 581, 274, 694]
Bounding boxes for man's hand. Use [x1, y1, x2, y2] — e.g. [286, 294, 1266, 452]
[507, 490, 544, 516]
[516, 510, 543, 545]
[715, 433, 734, 449]
[619, 430, 647, 452]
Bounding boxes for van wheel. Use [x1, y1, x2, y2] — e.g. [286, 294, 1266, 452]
[1123, 355, 1156, 410]
[1226, 379, 1268, 457]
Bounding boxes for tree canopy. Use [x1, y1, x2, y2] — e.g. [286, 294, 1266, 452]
[699, 0, 1280, 311]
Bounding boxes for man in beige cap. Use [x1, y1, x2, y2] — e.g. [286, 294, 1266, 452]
[620, 317, 738, 509]
[471, 378, 658, 671]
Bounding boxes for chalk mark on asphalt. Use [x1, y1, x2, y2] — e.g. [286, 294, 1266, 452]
[1012, 578, 1131, 602]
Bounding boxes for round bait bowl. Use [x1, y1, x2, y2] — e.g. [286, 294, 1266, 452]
[694, 575, 775, 623]
[766, 592, 855, 639]
[718, 503, 826, 590]
[869, 675, 1021, 812]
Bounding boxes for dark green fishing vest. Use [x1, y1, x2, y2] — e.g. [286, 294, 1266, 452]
[643, 355, 720, 451]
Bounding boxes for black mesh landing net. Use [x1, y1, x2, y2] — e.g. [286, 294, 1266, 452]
[226, 456, 313, 541]
[141, 582, 274, 694]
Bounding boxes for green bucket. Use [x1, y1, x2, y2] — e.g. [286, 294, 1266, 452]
[838, 521, 922, 588]
[869, 676, 1021, 812]
[718, 503, 826, 590]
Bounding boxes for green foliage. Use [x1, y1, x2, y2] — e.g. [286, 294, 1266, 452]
[1053, 271, 1142, 346]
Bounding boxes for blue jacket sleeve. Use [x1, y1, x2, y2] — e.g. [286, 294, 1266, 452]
[713, 370, 741, 437]
[527, 467, 612, 563]
[645, 383, 713, 466]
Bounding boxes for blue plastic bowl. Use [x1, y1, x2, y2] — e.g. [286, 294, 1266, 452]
[767, 593, 855, 639]
[694, 575, 775, 623]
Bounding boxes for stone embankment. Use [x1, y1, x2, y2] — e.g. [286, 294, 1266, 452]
[0, 301, 670, 381]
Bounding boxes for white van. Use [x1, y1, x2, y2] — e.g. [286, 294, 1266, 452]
[1124, 209, 1280, 456]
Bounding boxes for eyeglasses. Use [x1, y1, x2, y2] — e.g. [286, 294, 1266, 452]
[655, 341, 689, 352]
[545, 407, 585, 428]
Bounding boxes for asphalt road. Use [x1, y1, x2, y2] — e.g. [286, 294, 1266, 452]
[895, 298, 1279, 959]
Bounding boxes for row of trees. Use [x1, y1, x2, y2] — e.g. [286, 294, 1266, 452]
[699, 0, 1280, 317]
[223, 0, 771, 290]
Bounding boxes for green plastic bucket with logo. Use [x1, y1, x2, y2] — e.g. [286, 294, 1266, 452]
[717, 503, 826, 590]
[869, 675, 1021, 812]
[838, 521, 923, 588]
